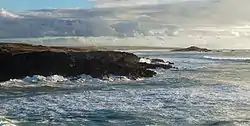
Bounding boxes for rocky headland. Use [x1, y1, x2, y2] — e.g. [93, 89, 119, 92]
[0, 43, 175, 82]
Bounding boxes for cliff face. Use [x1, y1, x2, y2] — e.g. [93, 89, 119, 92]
[0, 43, 174, 82]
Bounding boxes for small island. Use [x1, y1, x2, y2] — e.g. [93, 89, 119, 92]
[171, 46, 212, 52]
[0, 43, 175, 82]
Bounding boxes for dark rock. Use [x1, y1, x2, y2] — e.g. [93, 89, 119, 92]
[0, 43, 175, 82]
[167, 61, 174, 65]
[151, 58, 165, 64]
[140, 63, 173, 69]
[172, 46, 212, 52]
[150, 58, 174, 65]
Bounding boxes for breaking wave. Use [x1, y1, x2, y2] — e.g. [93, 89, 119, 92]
[203, 55, 250, 61]
[0, 74, 140, 88]
[0, 116, 18, 126]
[139, 58, 152, 64]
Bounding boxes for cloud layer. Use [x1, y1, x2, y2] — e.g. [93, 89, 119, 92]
[1, 0, 250, 49]
[90, 0, 202, 7]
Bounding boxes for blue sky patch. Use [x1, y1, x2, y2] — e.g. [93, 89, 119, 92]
[1, 0, 95, 11]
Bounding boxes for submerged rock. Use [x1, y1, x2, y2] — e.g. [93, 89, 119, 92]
[172, 46, 212, 52]
[0, 43, 175, 82]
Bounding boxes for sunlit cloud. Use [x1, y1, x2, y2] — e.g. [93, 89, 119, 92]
[89, 0, 203, 7]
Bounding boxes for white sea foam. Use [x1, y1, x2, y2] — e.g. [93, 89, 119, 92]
[103, 75, 132, 82]
[203, 56, 250, 61]
[0, 116, 18, 126]
[0, 74, 138, 88]
[23, 75, 47, 83]
[23, 75, 68, 83]
[139, 58, 151, 64]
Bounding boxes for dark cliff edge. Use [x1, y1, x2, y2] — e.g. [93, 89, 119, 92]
[0, 43, 175, 82]
[171, 46, 212, 52]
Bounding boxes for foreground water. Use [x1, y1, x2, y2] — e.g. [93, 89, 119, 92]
[0, 51, 250, 126]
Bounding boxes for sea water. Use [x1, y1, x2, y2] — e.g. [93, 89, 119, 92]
[0, 50, 250, 126]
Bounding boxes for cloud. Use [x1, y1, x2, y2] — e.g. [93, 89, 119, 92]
[1, 0, 250, 49]
[89, 0, 202, 8]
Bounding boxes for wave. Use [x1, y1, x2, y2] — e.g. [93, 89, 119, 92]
[0, 74, 139, 88]
[139, 58, 152, 64]
[0, 116, 18, 126]
[23, 75, 68, 83]
[203, 56, 250, 61]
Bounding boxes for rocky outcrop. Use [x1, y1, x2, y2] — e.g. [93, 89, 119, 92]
[151, 58, 174, 65]
[172, 46, 212, 52]
[0, 43, 175, 82]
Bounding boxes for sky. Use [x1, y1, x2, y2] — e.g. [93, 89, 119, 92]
[1, 0, 95, 11]
[0, 0, 204, 11]
[93, 0, 199, 7]
[0, 0, 199, 11]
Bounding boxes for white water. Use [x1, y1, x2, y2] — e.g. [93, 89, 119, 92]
[139, 58, 152, 64]
[204, 56, 250, 61]
[0, 116, 17, 126]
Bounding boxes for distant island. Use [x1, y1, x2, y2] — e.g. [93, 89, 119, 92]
[171, 46, 212, 52]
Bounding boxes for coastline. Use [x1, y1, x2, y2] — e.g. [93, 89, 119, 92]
[0, 43, 175, 82]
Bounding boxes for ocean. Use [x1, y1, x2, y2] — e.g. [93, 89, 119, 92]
[0, 50, 250, 126]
